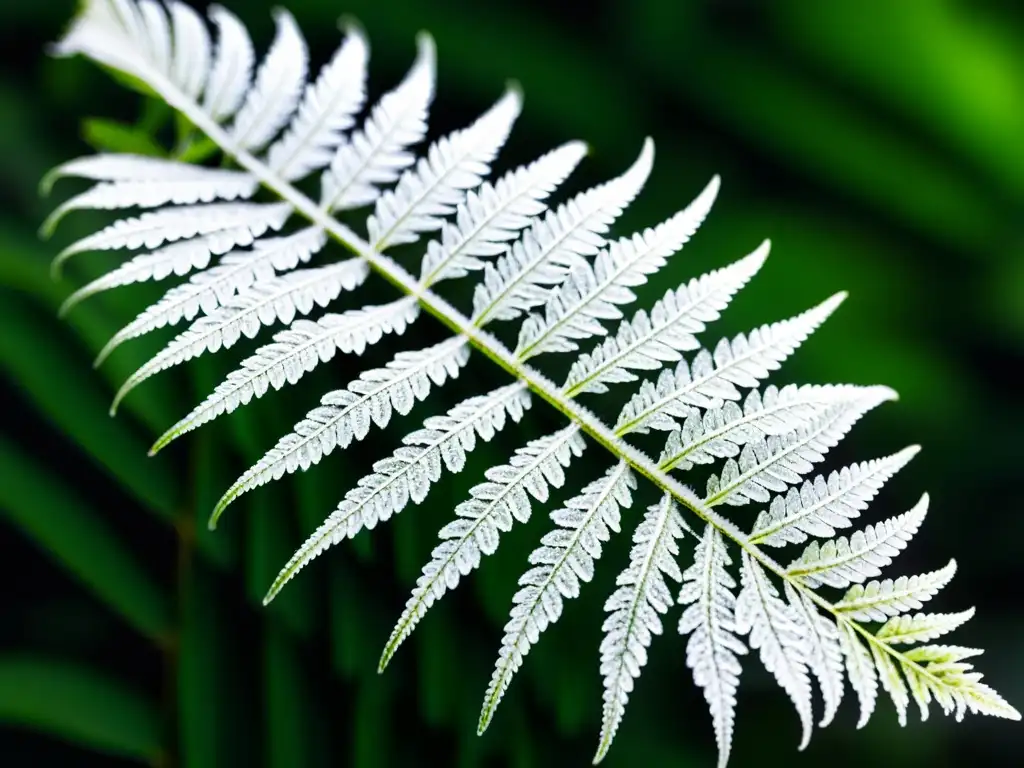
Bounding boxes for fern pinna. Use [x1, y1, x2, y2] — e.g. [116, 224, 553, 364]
[45, 2, 1018, 765]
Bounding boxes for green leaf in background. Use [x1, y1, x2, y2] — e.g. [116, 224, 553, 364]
[82, 117, 165, 157]
[0, 437, 171, 642]
[0, 656, 161, 763]
[264, 623, 315, 768]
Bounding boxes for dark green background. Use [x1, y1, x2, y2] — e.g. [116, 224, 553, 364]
[1, 1, 1022, 766]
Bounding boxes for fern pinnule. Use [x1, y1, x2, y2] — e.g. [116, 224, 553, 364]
[45, 2, 1018, 764]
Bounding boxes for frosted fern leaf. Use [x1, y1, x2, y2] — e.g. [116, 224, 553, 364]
[479, 462, 636, 733]
[594, 493, 686, 763]
[471, 140, 654, 326]
[834, 560, 957, 622]
[212, 335, 471, 526]
[787, 494, 929, 588]
[750, 445, 921, 547]
[678, 525, 746, 768]
[151, 297, 419, 452]
[419, 142, 587, 285]
[96, 226, 329, 366]
[659, 384, 866, 473]
[563, 245, 768, 396]
[615, 293, 844, 434]
[380, 424, 586, 670]
[45, 3, 1019, 765]
[112, 259, 369, 412]
[516, 176, 719, 360]
[704, 388, 895, 507]
[265, 383, 531, 603]
[367, 90, 521, 250]
[735, 553, 814, 750]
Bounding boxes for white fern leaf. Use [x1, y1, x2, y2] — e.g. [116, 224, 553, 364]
[266, 26, 368, 180]
[837, 621, 878, 728]
[660, 384, 864, 473]
[43, 153, 235, 196]
[95, 226, 328, 365]
[479, 461, 636, 734]
[704, 388, 895, 507]
[785, 583, 845, 728]
[871, 641, 911, 726]
[735, 553, 814, 750]
[594, 493, 685, 763]
[835, 560, 957, 622]
[368, 90, 521, 250]
[151, 297, 419, 453]
[678, 525, 746, 768]
[563, 246, 768, 397]
[380, 425, 586, 671]
[615, 293, 846, 434]
[876, 610, 975, 646]
[750, 445, 919, 547]
[517, 176, 719, 361]
[228, 9, 307, 152]
[112, 259, 369, 412]
[202, 5, 254, 121]
[471, 140, 654, 326]
[265, 383, 531, 603]
[321, 34, 435, 211]
[419, 142, 587, 285]
[901, 646, 1020, 721]
[167, 2, 211, 99]
[211, 335, 471, 526]
[135, 0, 171, 74]
[787, 494, 929, 589]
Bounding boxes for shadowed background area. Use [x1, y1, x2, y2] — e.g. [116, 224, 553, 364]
[1, 0, 1022, 766]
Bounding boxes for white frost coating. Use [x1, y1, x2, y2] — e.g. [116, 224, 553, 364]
[229, 9, 308, 152]
[751, 446, 920, 547]
[419, 142, 587, 285]
[168, 2, 210, 100]
[785, 583, 845, 728]
[678, 525, 746, 768]
[735, 554, 814, 750]
[267, 26, 368, 180]
[321, 34, 435, 211]
[517, 175, 720, 360]
[838, 620, 878, 728]
[834, 560, 956, 622]
[152, 297, 419, 451]
[44, 153, 245, 192]
[615, 293, 846, 435]
[876, 609, 975, 646]
[594, 493, 685, 763]
[212, 335, 471, 525]
[564, 245, 768, 396]
[704, 388, 896, 507]
[479, 462, 636, 733]
[368, 89, 522, 250]
[96, 227, 328, 365]
[203, 5, 254, 121]
[381, 425, 586, 670]
[471, 140, 654, 326]
[266, 383, 531, 603]
[112, 259, 369, 411]
[787, 495, 929, 589]
[659, 384, 866, 473]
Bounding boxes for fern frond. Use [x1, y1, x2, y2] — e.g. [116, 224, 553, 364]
[516, 176, 719, 360]
[202, 5, 253, 121]
[834, 560, 957, 622]
[471, 140, 654, 326]
[320, 34, 435, 211]
[212, 335, 471, 527]
[564, 245, 769, 396]
[419, 142, 587, 286]
[380, 424, 586, 670]
[151, 297, 419, 453]
[265, 382, 531, 603]
[112, 259, 369, 411]
[678, 525, 746, 768]
[900, 645, 1018, 721]
[704, 388, 895, 507]
[479, 461, 636, 733]
[876, 610, 976, 646]
[95, 226, 329, 366]
[750, 446, 920, 547]
[785, 583, 845, 727]
[615, 294, 844, 434]
[594, 492, 686, 763]
[787, 494, 929, 588]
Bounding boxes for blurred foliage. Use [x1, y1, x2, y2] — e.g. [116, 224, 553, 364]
[1, 0, 1023, 766]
